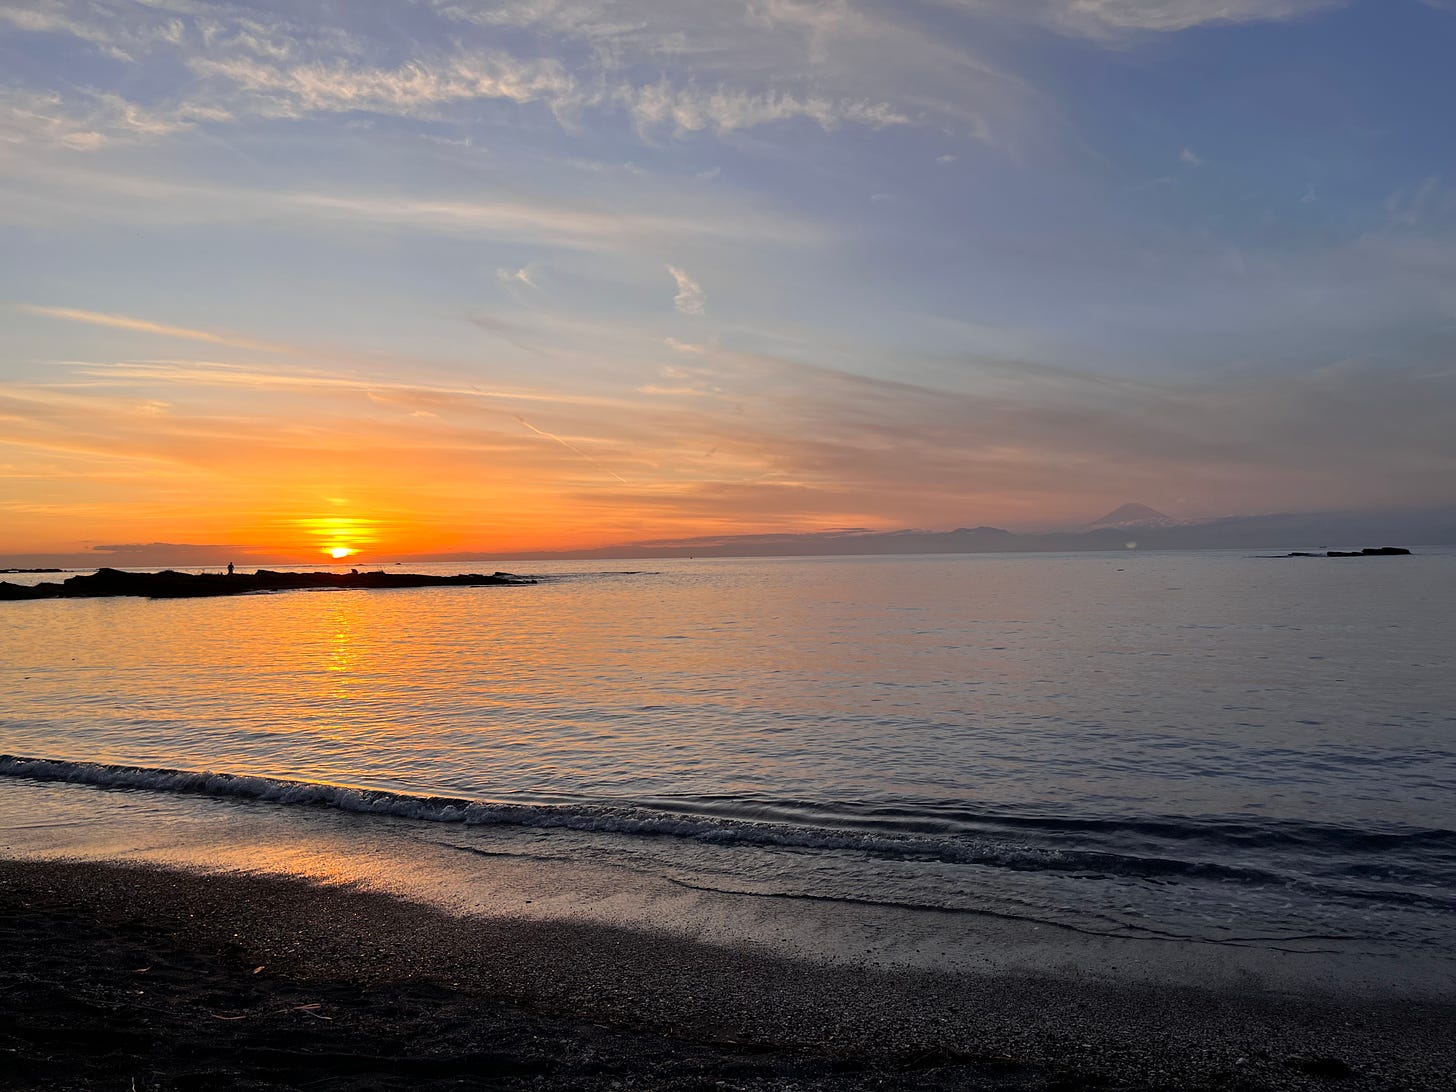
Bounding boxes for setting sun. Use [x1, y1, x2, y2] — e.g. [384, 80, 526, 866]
[328, 547, 355, 560]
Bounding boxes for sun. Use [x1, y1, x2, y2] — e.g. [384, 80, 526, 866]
[297, 516, 377, 562]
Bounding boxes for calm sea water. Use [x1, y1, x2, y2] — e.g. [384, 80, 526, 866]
[3, 551, 1454, 957]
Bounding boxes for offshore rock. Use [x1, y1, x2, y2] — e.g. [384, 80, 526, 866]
[1273, 547, 1413, 558]
[0, 567, 535, 601]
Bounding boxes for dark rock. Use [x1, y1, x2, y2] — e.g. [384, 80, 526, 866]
[0, 567, 535, 602]
[0, 581, 51, 600]
[1273, 547, 1413, 558]
[1287, 1055, 1353, 1078]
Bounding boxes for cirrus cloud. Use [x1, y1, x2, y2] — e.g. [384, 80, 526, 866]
[666, 266, 706, 316]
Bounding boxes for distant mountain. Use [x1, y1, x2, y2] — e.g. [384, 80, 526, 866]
[407, 506, 1455, 563]
[1086, 502, 1177, 529]
[10, 508, 1453, 572]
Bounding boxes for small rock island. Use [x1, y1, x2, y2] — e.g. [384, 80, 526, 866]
[1277, 546, 1413, 558]
[0, 567, 535, 601]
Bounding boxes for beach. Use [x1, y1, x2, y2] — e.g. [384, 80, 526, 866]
[4, 856, 1454, 1091]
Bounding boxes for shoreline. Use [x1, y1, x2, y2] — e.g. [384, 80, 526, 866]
[3, 857, 1454, 1090]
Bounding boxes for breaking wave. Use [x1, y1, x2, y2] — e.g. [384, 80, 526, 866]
[3, 753, 1453, 914]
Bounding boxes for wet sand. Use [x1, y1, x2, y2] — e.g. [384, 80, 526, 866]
[3, 858, 1453, 1090]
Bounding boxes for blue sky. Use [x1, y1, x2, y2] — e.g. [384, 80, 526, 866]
[2, 0, 1455, 559]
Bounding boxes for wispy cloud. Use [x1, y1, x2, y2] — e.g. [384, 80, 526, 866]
[0, 1, 188, 61]
[4, 336, 1454, 556]
[0, 0, 1031, 145]
[964, 0, 1348, 38]
[666, 265, 706, 316]
[19, 305, 286, 353]
[0, 157, 819, 250]
[512, 413, 630, 484]
[496, 266, 541, 289]
[188, 52, 577, 120]
[0, 88, 229, 150]
[1384, 177, 1449, 228]
[288, 191, 810, 248]
[59, 358, 622, 409]
[0, 0, 1356, 161]
[185, 48, 917, 135]
[622, 82, 906, 135]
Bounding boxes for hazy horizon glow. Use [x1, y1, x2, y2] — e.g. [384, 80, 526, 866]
[4, 1, 1456, 563]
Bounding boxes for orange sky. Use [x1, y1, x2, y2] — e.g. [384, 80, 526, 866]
[5, 299, 1454, 565]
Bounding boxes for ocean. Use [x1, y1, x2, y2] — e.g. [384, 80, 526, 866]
[3, 550, 1454, 988]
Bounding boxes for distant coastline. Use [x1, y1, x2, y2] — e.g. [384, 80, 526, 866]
[4, 506, 1454, 570]
[401, 506, 1456, 564]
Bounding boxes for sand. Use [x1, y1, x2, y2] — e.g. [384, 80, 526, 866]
[2, 857, 1452, 1090]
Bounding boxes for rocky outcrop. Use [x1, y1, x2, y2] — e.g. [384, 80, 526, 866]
[1327, 546, 1412, 557]
[1277, 547, 1412, 558]
[0, 568, 535, 601]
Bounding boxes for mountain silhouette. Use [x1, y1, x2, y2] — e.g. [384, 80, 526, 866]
[1087, 502, 1175, 529]
[292, 505, 1454, 565]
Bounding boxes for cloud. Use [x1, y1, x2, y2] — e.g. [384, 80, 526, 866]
[89, 542, 267, 564]
[0, 1, 188, 61]
[4, 332, 1454, 558]
[496, 266, 540, 289]
[188, 52, 578, 121]
[0, 90, 109, 151]
[0, 88, 229, 150]
[14, 0, 1341, 159]
[585, 344, 1456, 527]
[188, 48, 912, 135]
[512, 412, 630, 484]
[0, 157, 818, 251]
[189, 54, 913, 137]
[290, 191, 803, 248]
[966, 0, 1348, 38]
[1, 0, 1032, 145]
[19, 305, 286, 353]
[666, 265, 706, 315]
[622, 81, 907, 135]
[59, 358, 620, 409]
[1384, 177, 1448, 228]
[464, 312, 549, 356]
[1180, 146, 1204, 166]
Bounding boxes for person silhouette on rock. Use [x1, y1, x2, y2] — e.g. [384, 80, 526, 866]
[227, 562, 234, 576]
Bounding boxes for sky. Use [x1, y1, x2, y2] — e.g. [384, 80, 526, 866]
[3, 0, 1456, 563]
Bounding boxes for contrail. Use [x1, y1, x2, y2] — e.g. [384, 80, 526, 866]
[512, 413, 629, 485]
